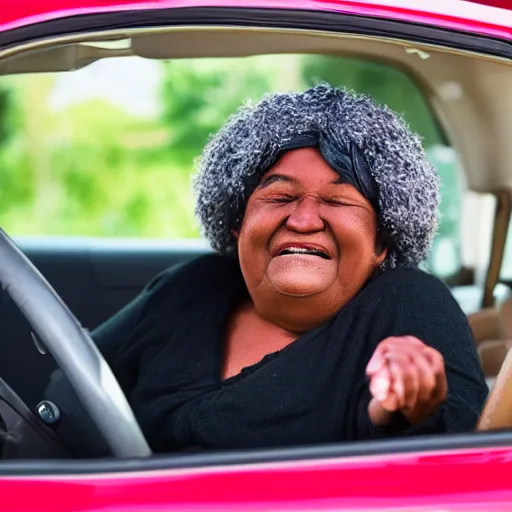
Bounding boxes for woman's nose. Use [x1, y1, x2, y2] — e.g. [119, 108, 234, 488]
[286, 196, 325, 233]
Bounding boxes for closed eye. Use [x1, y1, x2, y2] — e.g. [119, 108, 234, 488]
[325, 197, 367, 207]
[269, 195, 296, 204]
[324, 198, 349, 206]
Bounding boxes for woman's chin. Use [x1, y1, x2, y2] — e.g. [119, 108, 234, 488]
[266, 256, 337, 297]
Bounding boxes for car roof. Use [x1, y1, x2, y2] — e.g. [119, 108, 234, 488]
[1, 0, 511, 36]
[469, 0, 511, 8]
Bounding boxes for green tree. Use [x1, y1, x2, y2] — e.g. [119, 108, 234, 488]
[0, 85, 15, 146]
[301, 56, 441, 147]
[0, 76, 52, 220]
[160, 59, 272, 165]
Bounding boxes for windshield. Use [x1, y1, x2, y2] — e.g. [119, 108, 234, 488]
[0, 54, 463, 281]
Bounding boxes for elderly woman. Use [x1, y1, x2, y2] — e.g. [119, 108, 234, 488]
[45, 84, 487, 457]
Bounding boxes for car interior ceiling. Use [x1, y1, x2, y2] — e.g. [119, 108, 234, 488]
[4, 28, 511, 190]
[0, 24, 511, 461]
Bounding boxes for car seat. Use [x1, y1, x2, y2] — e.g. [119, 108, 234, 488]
[469, 298, 512, 385]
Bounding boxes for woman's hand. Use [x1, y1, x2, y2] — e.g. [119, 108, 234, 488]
[366, 336, 447, 428]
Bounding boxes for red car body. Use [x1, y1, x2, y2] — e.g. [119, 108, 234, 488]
[1, 1, 512, 511]
[5, 446, 512, 511]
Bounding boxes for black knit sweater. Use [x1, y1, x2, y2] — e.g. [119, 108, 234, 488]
[45, 254, 488, 457]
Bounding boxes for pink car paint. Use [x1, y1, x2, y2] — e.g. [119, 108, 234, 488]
[1, 1, 512, 510]
[3, 446, 512, 511]
[0, 0, 511, 37]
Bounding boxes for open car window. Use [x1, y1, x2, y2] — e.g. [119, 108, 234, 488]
[0, 54, 463, 280]
[0, 5, 511, 509]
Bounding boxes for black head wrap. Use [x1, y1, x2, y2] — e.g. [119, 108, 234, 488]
[260, 130, 379, 211]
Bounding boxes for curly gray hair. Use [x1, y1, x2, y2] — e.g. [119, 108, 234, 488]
[193, 84, 440, 269]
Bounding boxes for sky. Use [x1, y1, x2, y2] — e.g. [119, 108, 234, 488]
[49, 57, 162, 117]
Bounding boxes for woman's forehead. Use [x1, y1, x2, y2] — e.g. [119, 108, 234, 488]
[262, 148, 344, 185]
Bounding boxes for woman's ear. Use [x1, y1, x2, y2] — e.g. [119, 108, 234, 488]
[374, 227, 391, 266]
[375, 247, 388, 267]
[231, 229, 239, 240]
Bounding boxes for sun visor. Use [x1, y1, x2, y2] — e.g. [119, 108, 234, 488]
[0, 43, 132, 75]
[131, 28, 342, 59]
[130, 27, 426, 61]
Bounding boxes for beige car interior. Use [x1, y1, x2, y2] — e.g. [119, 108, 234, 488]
[470, 302, 512, 378]
[0, 23, 511, 431]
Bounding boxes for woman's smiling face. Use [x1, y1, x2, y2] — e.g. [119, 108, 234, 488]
[236, 147, 387, 331]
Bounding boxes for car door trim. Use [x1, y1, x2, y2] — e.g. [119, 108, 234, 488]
[0, 7, 510, 60]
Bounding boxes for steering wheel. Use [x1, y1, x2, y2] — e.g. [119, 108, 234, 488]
[0, 229, 151, 458]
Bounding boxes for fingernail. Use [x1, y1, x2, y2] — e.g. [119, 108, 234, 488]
[373, 375, 389, 401]
[367, 359, 378, 373]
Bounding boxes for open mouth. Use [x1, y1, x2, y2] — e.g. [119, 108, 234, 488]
[277, 246, 331, 260]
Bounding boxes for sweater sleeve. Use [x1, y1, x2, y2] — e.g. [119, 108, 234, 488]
[354, 269, 488, 440]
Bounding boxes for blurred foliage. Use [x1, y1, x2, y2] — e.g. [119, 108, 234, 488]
[0, 54, 462, 275]
[161, 59, 272, 165]
[0, 86, 14, 145]
[301, 56, 442, 148]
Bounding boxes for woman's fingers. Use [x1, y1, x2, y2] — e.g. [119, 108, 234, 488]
[369, 366, 390, 401]
[368, 346, 416, 410]
[389, 339, 437, 403]
[367, 336, 448, 426]
[387, 351, 419, 409]
[422, 345, 448, 401]
[369, 367, 399, 412]
[368, 397, 397, 426]
[366, 347, 387, 376]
